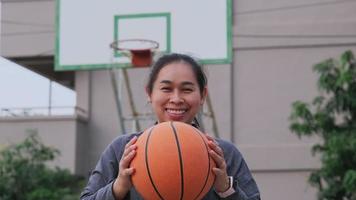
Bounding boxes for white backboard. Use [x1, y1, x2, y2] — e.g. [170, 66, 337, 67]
[55, 0, 232, 71]
[0, 1, 2, 55]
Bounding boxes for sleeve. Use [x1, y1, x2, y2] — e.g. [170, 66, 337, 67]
[217, 139, 261, 200]
[80, 135, 130, 200]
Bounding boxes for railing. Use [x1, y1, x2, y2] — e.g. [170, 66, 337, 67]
[0, 106, 87, 118]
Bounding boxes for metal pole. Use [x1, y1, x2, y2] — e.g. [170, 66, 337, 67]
[197, 109, 205, 132]
[230, 57, 235, 143]
[122, 69, 141, 131]
[230, 0, 235, 143]
[48, 80, 52, 116]
[206, 93, 220, 138]
[110, 69, 126, 134]
[201, 65, 219, 138]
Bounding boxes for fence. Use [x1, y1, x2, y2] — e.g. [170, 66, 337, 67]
[0, 106, 87, 118]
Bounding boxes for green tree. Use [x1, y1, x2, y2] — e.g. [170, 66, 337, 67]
[289, 50, 356, 200]
[0, 131, 84, 200]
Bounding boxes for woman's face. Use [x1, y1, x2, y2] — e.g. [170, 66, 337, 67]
[147, 61, 207, 123]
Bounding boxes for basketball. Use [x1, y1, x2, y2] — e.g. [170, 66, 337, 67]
[130, 121, 215, 200]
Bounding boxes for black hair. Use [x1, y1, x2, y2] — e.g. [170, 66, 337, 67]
[146, 53, 207, 96]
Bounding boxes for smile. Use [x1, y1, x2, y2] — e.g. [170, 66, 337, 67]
[166, 108, 187, 115]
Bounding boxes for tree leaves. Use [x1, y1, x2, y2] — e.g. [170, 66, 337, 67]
[0, 132, 84, 200]
[289, 50, 356, 200]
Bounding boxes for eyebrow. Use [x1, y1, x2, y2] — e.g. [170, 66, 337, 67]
[159, 80, 195, 86]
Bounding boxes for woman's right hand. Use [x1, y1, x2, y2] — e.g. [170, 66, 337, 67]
[113, 136, 138, 200]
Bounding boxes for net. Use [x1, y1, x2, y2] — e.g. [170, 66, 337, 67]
[110, 39, 159, 67]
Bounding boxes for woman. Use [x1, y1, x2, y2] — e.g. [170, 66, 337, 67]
[80, 53, 260, 200]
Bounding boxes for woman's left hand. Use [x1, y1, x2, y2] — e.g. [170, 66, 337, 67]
[206, 135, 230, 193]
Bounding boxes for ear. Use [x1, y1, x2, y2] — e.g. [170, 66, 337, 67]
[200, 87, 208, 105]
[145, 87, 152, 103]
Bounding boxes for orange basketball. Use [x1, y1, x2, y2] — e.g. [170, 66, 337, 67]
[131, 121, 215, 200]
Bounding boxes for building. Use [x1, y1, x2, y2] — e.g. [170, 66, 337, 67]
[1, 0, 356, 199]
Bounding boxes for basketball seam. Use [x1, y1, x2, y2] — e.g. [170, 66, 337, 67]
[145, 127, 165, 200]
[171, 122, 185, 200]
[193, 128, 213, 200]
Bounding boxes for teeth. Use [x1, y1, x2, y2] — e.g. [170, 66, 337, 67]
[167, 109, 186, 114]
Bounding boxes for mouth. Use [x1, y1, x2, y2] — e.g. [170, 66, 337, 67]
[165, 108, 189, 121]
[165, 108, 187, 115]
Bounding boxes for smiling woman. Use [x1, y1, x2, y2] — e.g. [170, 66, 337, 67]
[80, 53, 261, 200]
[147, 60, 206, 123]
[0, 57, 76, 116]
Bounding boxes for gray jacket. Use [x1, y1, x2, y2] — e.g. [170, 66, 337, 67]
[80, 132, 260, 200]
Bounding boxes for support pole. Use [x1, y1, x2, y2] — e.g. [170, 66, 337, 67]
[201, 65, 220, 138]
[122, 69, 141, 131]
[110, 69, 126, 134]
[48, 80, 52, 116]
[206, 93, 219, 138]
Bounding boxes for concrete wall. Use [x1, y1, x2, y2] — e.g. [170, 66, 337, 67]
[0, 0, 55, 57]
[0, 116, 88, 176]
[231, 1, 356, 199]
[234, 46, 356, 200]
[75, 116, 90, 176]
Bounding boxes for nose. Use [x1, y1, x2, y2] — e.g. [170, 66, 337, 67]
[169, 90, 184, 104]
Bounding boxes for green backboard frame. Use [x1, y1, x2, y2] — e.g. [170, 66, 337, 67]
[55, 0, 232, 71]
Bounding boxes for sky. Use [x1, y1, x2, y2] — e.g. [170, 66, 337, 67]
[0, 57, 76, 115]
[0, 3, 74, 116]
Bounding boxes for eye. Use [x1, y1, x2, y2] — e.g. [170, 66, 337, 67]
[182, 88, 194, 93]
[160, 87, 172, 92]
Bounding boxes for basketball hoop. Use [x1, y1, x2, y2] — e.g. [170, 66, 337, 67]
[110, 39, 159, 67]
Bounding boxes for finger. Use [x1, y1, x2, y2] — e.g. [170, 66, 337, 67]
[123, 143, 138, 157]
[123, 137, 138, 157]
[205, 135, 219, 146]
[121, 167, 135, 176]
[125, 136, 138, 149]
[205, 134, 216, 142]
[208, 141, 224, 157]
[212, 167, 226, 176]
[120, 149, 137, 168]
[205, 134, 213, 139]
[209, 150, 226, 169]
